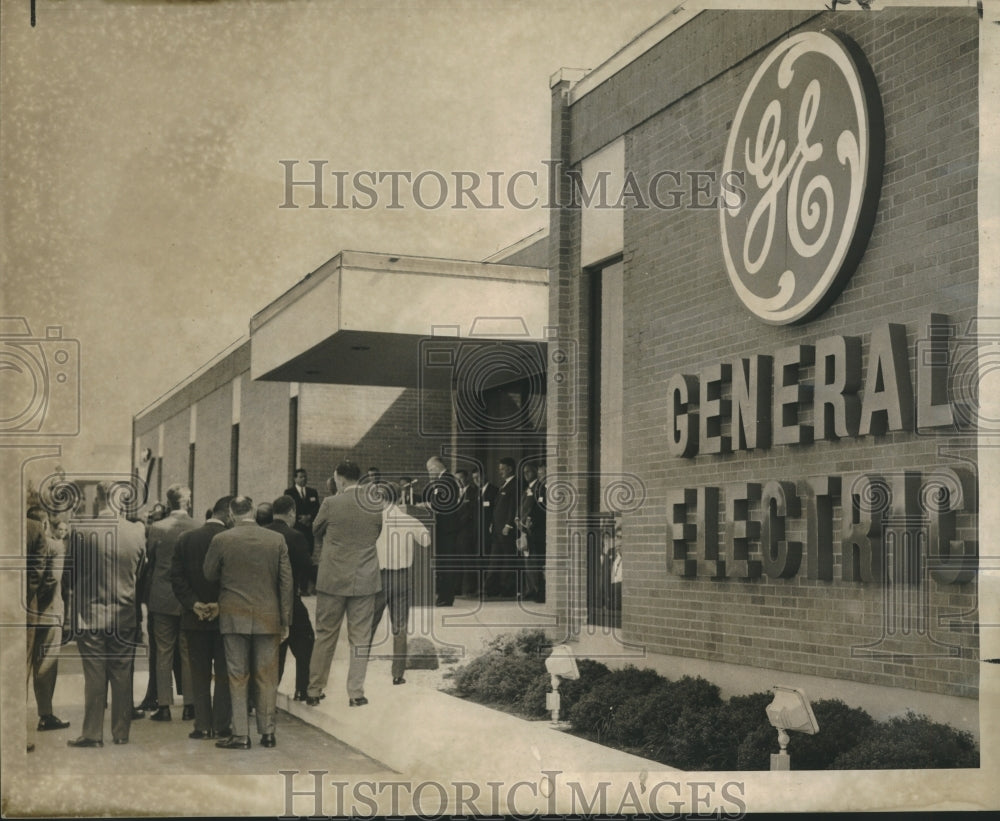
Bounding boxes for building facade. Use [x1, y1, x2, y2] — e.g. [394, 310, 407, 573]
[546, 4, 982, 731]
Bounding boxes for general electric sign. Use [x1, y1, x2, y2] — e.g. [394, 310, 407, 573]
[720, 31, 884, 325]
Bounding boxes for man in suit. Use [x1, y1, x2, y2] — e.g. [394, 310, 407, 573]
[453, 469, 479, 598]
[516, 461, 547, 603]
[285, 468, 320, 554]
[423, 456, 463, 607]
[485, 458, 518, 598]
[66, 482, 146, 747]
[306, 461, 382, 707]
[266, 495, 315, 702]
[146, 484, 198, 721]
[203, 496, 293, 750]
[25, 507, 71, 734]
[471, 467, 497, 597]
[170, 495, 233, 740]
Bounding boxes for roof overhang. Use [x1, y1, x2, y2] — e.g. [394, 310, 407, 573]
[249, 251, 550, 389]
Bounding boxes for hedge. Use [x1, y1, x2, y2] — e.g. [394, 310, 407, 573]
[444, 631, 979, 770]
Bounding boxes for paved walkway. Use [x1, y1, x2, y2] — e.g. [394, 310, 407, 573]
[8, 599, 671, 817]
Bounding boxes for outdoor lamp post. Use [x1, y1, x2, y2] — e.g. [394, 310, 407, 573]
[765, 685, 819, 770]
[545, 645, 580, 727]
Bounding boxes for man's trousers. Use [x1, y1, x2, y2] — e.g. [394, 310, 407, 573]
[307, 592, 375, 700]
[185, 628, 231, 734]
[77, 631, 133, 742]
[370, 568, 409, 680]
[221, 632, 280, 738]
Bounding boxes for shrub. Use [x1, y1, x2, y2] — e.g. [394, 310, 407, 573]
[663, 703, 742, 771]
[557, 658, 612, 717]
[789, 699, 874, 770]
[520, 671, 552, 718]
[568, 666, 665, 740]
[736, 723, 776, 771]
[485, 629, 551, 658]
[450, 630, 551, 711]
[833, 711, 979, 770]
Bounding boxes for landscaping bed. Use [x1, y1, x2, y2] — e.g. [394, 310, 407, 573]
[440, 630, 979, 771]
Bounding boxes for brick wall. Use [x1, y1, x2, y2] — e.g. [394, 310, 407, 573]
[552, 8, 979, 699]
[298, 383, 453, 493]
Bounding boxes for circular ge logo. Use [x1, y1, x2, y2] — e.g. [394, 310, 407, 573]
[720, 30, 884, 325]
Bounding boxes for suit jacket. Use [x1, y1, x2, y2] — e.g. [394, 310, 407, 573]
[265, 520, 312, 596]
[478, 481, 498, 548]
[455, 483, 478, 553]
[146, 510, 199, 616]
[70, 513, 146, 634]
[285, 484, 320, 525]
[520, 478, 547, 554]
[313, 486, 382, 596]
[203, 519, 293, 635]
[26, 518, 52, 627]
[170, 519, 226, 631]
[424, 471, 462, 556]
[492, 477, 518, 545]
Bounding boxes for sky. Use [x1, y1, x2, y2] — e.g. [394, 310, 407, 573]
[1, 0, 670, 479]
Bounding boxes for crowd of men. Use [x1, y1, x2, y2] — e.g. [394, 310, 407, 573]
[23, 455, 548, 752]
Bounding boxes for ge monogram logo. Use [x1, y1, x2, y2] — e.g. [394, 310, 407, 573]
[720, 31, 884, 325]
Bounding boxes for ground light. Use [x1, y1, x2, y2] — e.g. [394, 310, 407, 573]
[766, 685, 820, 770]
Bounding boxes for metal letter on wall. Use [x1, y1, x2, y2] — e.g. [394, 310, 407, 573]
[720, 30, 884, 325]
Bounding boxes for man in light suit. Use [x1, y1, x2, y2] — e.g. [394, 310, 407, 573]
[204, 496, 293, 750]
[170, 495, 233, 740]
[66, 482, 146, 747]
[146, 484, 198, 721]
[306, 460, 382, 707]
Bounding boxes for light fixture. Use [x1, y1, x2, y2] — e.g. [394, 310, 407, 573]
[766, 686, 819, 770]
[544, 644, 580, 727]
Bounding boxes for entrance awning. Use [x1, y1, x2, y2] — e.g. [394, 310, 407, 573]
[249, 251, 549, 389]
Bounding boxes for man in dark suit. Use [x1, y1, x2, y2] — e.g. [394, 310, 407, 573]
[170, 495, 233, 740]
[306, 461, 382, 707]
[66, 482, 146, 747]
[485, 457, 518, 598]
[266, 495, 315, 702]
[423, 456, 463, 607]
[471, 467, 497, 598]
[146, 484, 198, 721]
[517, 461, 547, 603]
[454, 469, 479, 597]
[285, 468, 320, 553]
[204, 496, 293, 750]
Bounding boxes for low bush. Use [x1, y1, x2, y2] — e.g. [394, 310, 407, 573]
[790, 699, 875, 770]
[568, 666, 665, 740]
[833, 711, 979, 770]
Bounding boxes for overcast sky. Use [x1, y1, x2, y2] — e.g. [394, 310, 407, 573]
[1, 0, 669, 478]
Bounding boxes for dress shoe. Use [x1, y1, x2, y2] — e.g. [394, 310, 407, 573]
[37, 714, 70, 731]
[149, 706, 172, 722]
[215, 726, 233, 738]
[113, 738, 129, 745]
[305, 696, 322, 707]
[260, 733, 276, 748]
[182, 705, 195, 721]
[293, 690, 307, 701]
[27, 743, 35, 753]
[392, 677, 406, 685]
[215, 735, 251, 750]
[435, 599, 453, 607]
[138, 698, 158, 712]
[131, 707, 146, 720]
[67, 737, 103, 748]
[188, 729, 214, 740]
[348, 696, 369, 707]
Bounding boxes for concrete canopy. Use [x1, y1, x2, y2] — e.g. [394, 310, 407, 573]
[249, 251, 550, 389]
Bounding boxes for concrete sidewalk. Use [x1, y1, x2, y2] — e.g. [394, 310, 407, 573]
[282, 597, 672, 783]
